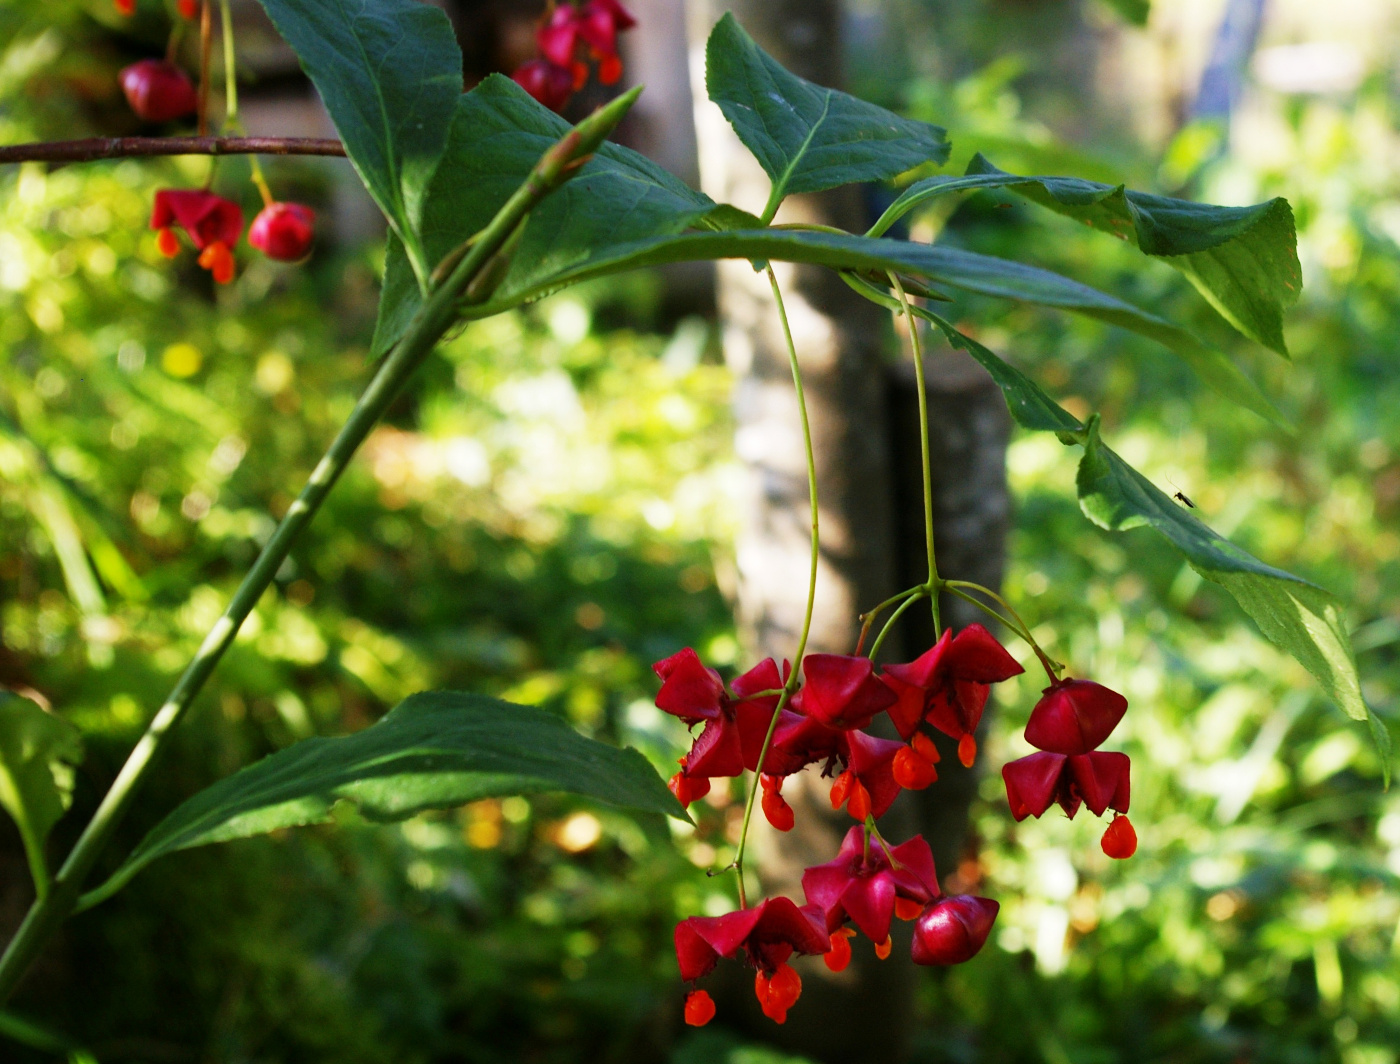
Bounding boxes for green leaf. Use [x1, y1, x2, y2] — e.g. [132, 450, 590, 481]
[0, 692, 83, 892]
[461, 226, 1282, 426]
[923, 312, 1084, 435]
[1097, 0, 1150, 25]
[1075, 418, 1387, 777]
[872, 154, 1301, 357]
[85, 691, 686, 905]
[704, 13, 949, 219]
[913, 320, 1384, 776]
[1076, 415, 1305, 582]
[371, 75, 714, 357]
[254, 0, 462, 284]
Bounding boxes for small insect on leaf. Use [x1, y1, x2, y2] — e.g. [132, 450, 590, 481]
[1173, 491, 1196, 509]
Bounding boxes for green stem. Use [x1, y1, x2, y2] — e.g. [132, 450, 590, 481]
[730, 266, 822, 906]
[888, 274, 941, 638]
[0, 89, 641, 1006]
[854, 586, 922, 657]
[218, 0, 237, 125]
[942, 584, 1060, 680]
[868, 589, 925, 663]
[16, 826, 48, 902]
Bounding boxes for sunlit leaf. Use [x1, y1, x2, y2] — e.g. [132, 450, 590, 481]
[914, 321, 1384, 775]
[371, 75, 714, 356]
[1076, 417, 1387, 777]
[872, 154, 1301, 356]
[85, 691, 686, 906]
[255, 0, 463, 284]
[0, 692, 83, 890]
[705, 13, 949, 216]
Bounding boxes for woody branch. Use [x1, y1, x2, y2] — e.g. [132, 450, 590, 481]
[0, 136, 345, 166]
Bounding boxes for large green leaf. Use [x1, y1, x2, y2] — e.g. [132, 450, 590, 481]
[916, 321, 1385, 774]
[1076, 415, 1308, 583]
[460, 226, 1280, 425]
[84, 692, 685, 905]
[704, 13, 949, 218]
[1075, 419, 1387, 775]
[371, 75, 715, 357]
[255, 0, 462, 284]
[871, 154, 1301, 357]
[0, 692, 83, 889]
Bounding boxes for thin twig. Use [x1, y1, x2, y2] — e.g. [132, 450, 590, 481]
[0, 136, 346, 166]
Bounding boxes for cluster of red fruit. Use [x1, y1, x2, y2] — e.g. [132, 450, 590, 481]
[115, 25, 315, 282]
[512, 0, 636, 112]
[657, 624, 1136, 1027]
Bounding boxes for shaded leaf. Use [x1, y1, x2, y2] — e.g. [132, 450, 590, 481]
[0, 692, 83, 888]
[462, 226, 1281, 425]
[872, 154, 1301, 356]
[89, 691, 686, 904]
[255, 0, 462, 283]
[705, 13, 948, 217]
[372, 75, 714, 356]
[924, 312, 1083, 434]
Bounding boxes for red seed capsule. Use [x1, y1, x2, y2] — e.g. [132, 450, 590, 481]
[893, 745, 937, 790]
[197, 241, 235, 284]
[248, 202, 315, 262]
[119, 60, 198, 123]
[957, 733, 977, 768]
[683, 989, 715, 1026]
[846, 779, 871, 821]
[1024, 679, 1128, 755]
[1101, 814, 1138, 859]
[761, 790, 794, 832]
[911, 895, 999, 966]
[823, 928, 855, 972]
[668, 770, 709, 808]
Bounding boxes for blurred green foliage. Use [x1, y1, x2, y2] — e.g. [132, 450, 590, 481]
[2, 2, 1399, 1064]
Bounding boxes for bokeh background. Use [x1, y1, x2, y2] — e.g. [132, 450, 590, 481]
[1, 0, 1399, 1062]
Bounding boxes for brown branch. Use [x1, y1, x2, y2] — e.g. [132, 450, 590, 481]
[0, 136, 346, 166]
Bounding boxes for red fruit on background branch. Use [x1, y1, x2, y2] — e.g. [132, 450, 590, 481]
[1023, 678, 1127, 755]
[513, 58, 574, 111]
[882, 624, 1023, 763]
[151, 189, 243, 284]
[910, 895, 999, 965]
[177, 0, 199, 18]
[114, 0, 135, 15]
[249, 202, 315, 262]
[119, 60, 198, 124]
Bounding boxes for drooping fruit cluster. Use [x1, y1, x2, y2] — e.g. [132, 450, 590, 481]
[512, 0, 636, 112]
[1002, 679, 1137, 858]
[659, 622, 1136, 1027]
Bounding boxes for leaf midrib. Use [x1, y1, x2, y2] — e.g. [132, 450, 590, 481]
[760, 86, 832, 222]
